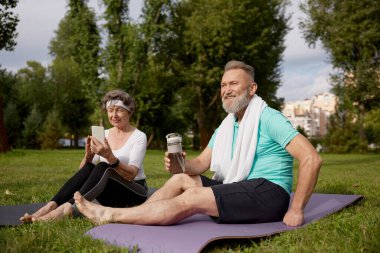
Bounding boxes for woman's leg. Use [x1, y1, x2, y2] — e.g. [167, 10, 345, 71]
[96, 178, 147, 208]
[20, 163, 96, 222]
[32, 162, 111, 221]
[51, 163, 96, 205]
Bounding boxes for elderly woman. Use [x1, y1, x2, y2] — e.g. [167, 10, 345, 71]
[20, 90, 148, 222]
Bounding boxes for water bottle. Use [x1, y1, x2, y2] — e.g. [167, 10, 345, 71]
[166, 133, 185, 174]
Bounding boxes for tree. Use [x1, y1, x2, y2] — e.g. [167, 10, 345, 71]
[12, 61, 54, 148]
[21, 106, 44, 148]
[0, 0, 19, 152]
[0, 68, 18, 151]
[49, 0, 101, 147]
[296, 125, 308, 138]
[16, 61, 53, 117]
[0, 0, 19, 51]
[164, 0, 289, 148]
[38, 109, 63, 149]
[300, 0, 380, 151]
[364, 109, 380, 151]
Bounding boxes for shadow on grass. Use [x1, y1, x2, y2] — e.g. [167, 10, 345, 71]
[201, 235, 276, 252]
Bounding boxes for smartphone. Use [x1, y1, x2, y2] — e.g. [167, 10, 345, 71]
[91, 126, 105, 145]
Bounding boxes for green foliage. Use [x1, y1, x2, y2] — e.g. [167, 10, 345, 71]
[102, 0, 131, 89]
[296, 125, 308, 138]
[21, 106, 44, 149]
[0, 150, 379, 252]
[38, 110, 64, 149]
[48, 1, 101, 146]
[0, 0, 19, 51]
[16, 61, 53, 117]
[364, 109, 380, 149]
[66, 0, 102, 102]
[300, 0, 380, 71]
[0, 67, 18, 151]
[300, 0, 380, 152]
[139, 0, 290, 148]
[1, 0, 290, 151]
[324, 114, 368, 153]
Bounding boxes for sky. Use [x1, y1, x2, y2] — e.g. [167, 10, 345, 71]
[0, 0, 334, 102]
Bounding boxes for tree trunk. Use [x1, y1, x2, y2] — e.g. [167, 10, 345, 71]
[117, 35, 125, 86]
[0, 95, 11, 153]
[146, 132, 154, 148]
[196, 101, 214, 150]
[358, 103, 366, 144]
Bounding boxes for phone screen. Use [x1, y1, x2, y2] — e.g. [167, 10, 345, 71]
[91, 126, 105, 144]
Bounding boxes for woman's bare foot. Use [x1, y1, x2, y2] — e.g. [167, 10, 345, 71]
[74, 191, 112, 225]
[20, 201, 58, 223]
[32, 202, 73, 222]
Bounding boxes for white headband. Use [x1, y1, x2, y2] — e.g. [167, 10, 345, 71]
[106, 100, 131, 112]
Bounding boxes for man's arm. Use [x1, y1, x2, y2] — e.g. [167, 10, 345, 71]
[283, 134, 322, 226]
[164, 147, 212, 176]
[184, 147, 212, 175]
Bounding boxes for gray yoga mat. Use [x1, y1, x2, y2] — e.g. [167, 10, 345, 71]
[85, 193, 363, 253]
[0, 203, 46, 226]
[0, 188, 156, 227]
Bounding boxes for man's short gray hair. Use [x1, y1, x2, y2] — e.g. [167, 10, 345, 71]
[101, 89, 136, 115]
[224, 60, 255, 81]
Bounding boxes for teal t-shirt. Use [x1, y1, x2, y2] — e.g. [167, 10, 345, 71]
[208, 107, 298, 194]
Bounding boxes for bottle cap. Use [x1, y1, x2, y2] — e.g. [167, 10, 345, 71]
[166, 133, 182, 144]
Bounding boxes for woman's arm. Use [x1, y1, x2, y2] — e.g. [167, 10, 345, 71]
[79, 136, 94, 169]
[91, 132, 147, 181]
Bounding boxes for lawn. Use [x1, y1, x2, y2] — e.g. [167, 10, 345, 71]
[0, 150, 379, 252]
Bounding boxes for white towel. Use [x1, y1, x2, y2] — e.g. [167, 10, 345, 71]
[210, 95, 267, 183]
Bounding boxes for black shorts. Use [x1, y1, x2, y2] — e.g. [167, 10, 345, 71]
[201, 176, 290, 224]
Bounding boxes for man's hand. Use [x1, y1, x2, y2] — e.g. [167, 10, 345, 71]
[164, 151, 186, 172]
[283, 207, 304, 226]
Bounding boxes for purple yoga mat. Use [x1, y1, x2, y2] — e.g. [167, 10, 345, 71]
[85, 193, 362, 253]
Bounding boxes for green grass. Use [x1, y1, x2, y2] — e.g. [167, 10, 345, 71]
[0, 150, 379, 252]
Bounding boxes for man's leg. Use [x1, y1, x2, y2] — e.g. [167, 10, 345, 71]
[145, 174, 202, 203]
[74, 186, 218, 225]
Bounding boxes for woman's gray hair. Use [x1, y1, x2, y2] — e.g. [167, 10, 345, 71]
[224, 60, 255, 81]
[101, 89, 136, 114]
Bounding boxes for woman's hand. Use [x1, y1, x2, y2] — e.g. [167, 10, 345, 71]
[84, 136, 95, 163]
[91, 137, 115, 162]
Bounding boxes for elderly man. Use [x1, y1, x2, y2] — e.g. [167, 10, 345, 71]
[75, 60, 322, 227]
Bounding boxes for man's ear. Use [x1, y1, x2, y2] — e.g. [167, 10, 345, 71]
[249, 82, 258, 95]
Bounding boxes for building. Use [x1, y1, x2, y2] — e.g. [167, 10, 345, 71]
[282, 92, 337, 137]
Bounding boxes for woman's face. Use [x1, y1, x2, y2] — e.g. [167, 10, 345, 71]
[106, 105, 130, 128]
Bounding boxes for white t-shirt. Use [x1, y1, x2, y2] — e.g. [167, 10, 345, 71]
[92, 128, 147, 180]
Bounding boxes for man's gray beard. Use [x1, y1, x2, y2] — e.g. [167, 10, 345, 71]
[222, 89, 251, 114]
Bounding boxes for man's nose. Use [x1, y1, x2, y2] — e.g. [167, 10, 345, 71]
[226, 84, 235, 93]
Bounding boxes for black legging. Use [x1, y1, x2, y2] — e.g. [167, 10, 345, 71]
[51, 162, 147, 208]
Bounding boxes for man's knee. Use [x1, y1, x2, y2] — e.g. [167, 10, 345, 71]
[166, 173, 201, 189]
[179, 187, 217, 214]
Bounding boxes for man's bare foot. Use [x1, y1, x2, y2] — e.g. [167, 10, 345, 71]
[74, 191, 112, 225]
[20, 201, 58, 223]
[32, 202, 73, 222]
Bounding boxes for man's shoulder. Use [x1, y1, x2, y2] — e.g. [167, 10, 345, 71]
[260, 107, 282, 121]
